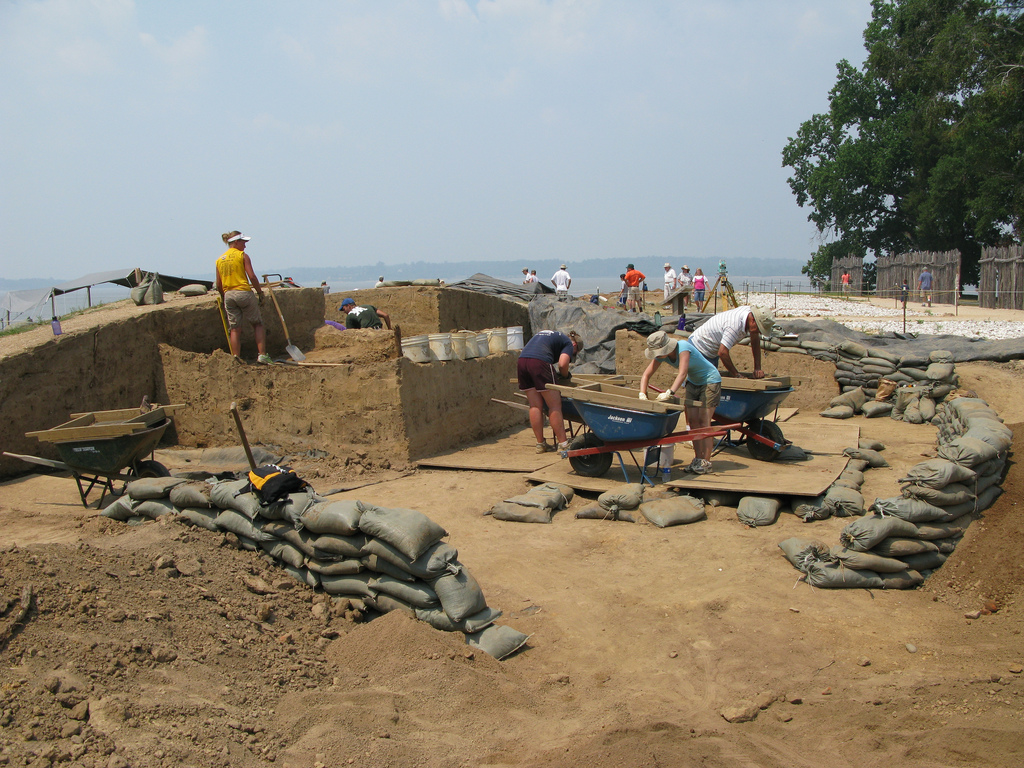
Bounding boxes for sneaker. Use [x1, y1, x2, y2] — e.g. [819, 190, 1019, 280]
[556, 441, 571, 452]
[535, 442, 553, 454]
[690, 458, 713, 475]
[257, 354, 273, 365]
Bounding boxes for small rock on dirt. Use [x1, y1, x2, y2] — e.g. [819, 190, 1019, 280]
[68, 701, 89, 721]
[906, 644, 918, 653]
[721, 702, 759, 723]
[857, 657, 871, 667]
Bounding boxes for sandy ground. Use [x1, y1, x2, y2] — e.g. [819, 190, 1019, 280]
[1, 301, 1024, 768]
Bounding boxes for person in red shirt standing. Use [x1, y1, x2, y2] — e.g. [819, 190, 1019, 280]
[624, 264, 646, 313]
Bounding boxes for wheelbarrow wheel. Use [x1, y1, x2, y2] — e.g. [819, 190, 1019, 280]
[133, 460, 171, 478]
[746, 419, 784, 462]
[568, 433, 613, 478]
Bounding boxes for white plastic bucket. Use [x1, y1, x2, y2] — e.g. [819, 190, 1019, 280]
[460, 332, 480, 358]
[487, 327, 508, 354]
[450, 332, 467, 360]
[402, 335, 431, 363]
[506, 326, 524, 350]
[477, 333, 490, 357]
[428, 333, 453, 361]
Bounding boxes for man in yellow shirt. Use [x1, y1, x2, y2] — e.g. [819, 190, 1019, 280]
[216, 231, 271, 364]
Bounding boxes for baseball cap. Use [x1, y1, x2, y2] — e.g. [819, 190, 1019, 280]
[340, 298, 356, 309]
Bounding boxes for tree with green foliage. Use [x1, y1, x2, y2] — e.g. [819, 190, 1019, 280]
[782, 0, 1024, 286]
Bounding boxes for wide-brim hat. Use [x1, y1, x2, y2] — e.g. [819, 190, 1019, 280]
[751, 306, 775, 337]
[664, 262, 671, 268]
[644, 330, 677, 360]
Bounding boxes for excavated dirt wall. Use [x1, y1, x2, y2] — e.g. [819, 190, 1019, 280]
[0, 286, 524, 478]
[614, 329, 838, 409]
[324, 286, 531, 338]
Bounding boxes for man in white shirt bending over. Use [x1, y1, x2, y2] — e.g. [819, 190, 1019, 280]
[663, 263, 676, 301]
[688, 305, 775, 379]
[551, 264, 572, 299]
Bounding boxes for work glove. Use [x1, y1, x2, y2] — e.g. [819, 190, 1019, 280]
[638, 392, 648, 401]
[556, 372, 572, 385]
[655, 390, 674, 402]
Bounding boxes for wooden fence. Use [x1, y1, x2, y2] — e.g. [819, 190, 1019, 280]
[830, 255, 864, 296]
[978, 244, 1024, 310]
[875, 250, 960, 305]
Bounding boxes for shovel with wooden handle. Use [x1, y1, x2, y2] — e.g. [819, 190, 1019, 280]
[265, 284, 305, 362]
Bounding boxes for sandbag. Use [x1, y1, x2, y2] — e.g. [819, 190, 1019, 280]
[830, 387, 869, 411]
[832, 478, 861, 491]
[101, 495, 136, 521]
[918, 397, 936, 422]
[305, 558, 363, 576]
[130, 273, 164, 305]
[937, 437, 1000, 468]
[870, 496, 953, 523]
[299, 499, 363, 535]
[321, 572, 375, 598]
[879, 570, 925, 589]
[176, 507, 220, 531]
[267, 491, 316, 524]
[820, 405, 855, 419]
[126, 476, 187, 501]
[858, 439, 885, 452]
[792, 497, 829, 522]
[360, 553, 413, 581]
[869, 537, 938, 557]
[364, 594, 416, 617]
[901, 483, 974, 507]
[369, 575, 440, 609]
[598, 484, 645, 514]
[778, 538, 830, 569]
[432, 565, 488, 623]
[800, 340, 834, 352]
[839, 341, 868, 358]
[503, 482, 574, 510]
[904, 396, 924, 424]
[262, 522, 318, 557]
[839, 515, 920, 551]
[210, 479, 263, 519]
[899, 459, 976, 489]
[464, 624, 530, 660]
[415, 606, 502, 634]
[824, 486, 864, 517]
[838, 469, 865, 487]
[926, 362, 955, 381]
[842, 447, 888, 468]
[737, 496, 780, 527]
[963, 424, 1013, 453]
[215, 510, 277, 542]
[846, 459, 871, 473]
[178, 283, 208, 296]
[169, 481, 214, 509]
[864, 403, 897, 421]
[803, 561, 883, 589]
[975, 484, 1004, 512]
[259, 539, 305, 568]
[487, 501, 553, 524]
[311, 533, 366, 559]
[358, 505, 448, 561]
[575, 503, 636, 523]
[640, 496, 706, 527]
[828, 546, 908, 573]
[929, 350, 954, 364]
[912, 522, 964, 541]
[283, 564, 319, 589]
[134, 498, 177, 519]
[861, 357, 897, 371]
[361, 538, 461, 580]
[898, 551, 948, 571]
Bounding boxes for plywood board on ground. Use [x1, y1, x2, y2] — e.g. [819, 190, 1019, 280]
[664, 453, 847, 496]
[780, 421, 859, 454]
[526, 451, 848, 497]
[417, 429, 561, 472]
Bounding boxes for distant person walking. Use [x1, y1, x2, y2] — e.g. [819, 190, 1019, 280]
[215, 231, 270, 364]
[918, 268, 933, 306]
[624, 264, 645, 312]
[551, 264, 572, 299]
[841, 271, 851, 296]
[663, 263, 676, 301]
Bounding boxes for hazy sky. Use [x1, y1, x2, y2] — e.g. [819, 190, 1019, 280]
[0, 1, 872, 281]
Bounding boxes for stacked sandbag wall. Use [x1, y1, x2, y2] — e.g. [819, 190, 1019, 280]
[100, 477, 529, 660]
[779, 395, 1009, 590]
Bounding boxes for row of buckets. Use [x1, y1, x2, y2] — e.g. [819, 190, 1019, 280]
[402, 327, 524, 363]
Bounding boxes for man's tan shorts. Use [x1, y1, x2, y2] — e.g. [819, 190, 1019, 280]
[627, 285, 643, 303]
[224, 290, 262, 329]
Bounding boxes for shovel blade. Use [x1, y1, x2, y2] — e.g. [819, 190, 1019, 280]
[286, 343, 306, 362]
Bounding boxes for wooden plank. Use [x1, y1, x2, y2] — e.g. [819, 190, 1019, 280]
[526, 452, 848, 498]
[26, 422, 148, 442]
[69, 404, 186, 420]
[718, 376, 792, 391]
[548, 383, 675, 414]
[775, 407, 799, 422]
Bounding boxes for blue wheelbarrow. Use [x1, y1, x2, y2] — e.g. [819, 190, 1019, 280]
[553, 382, 793, 481]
